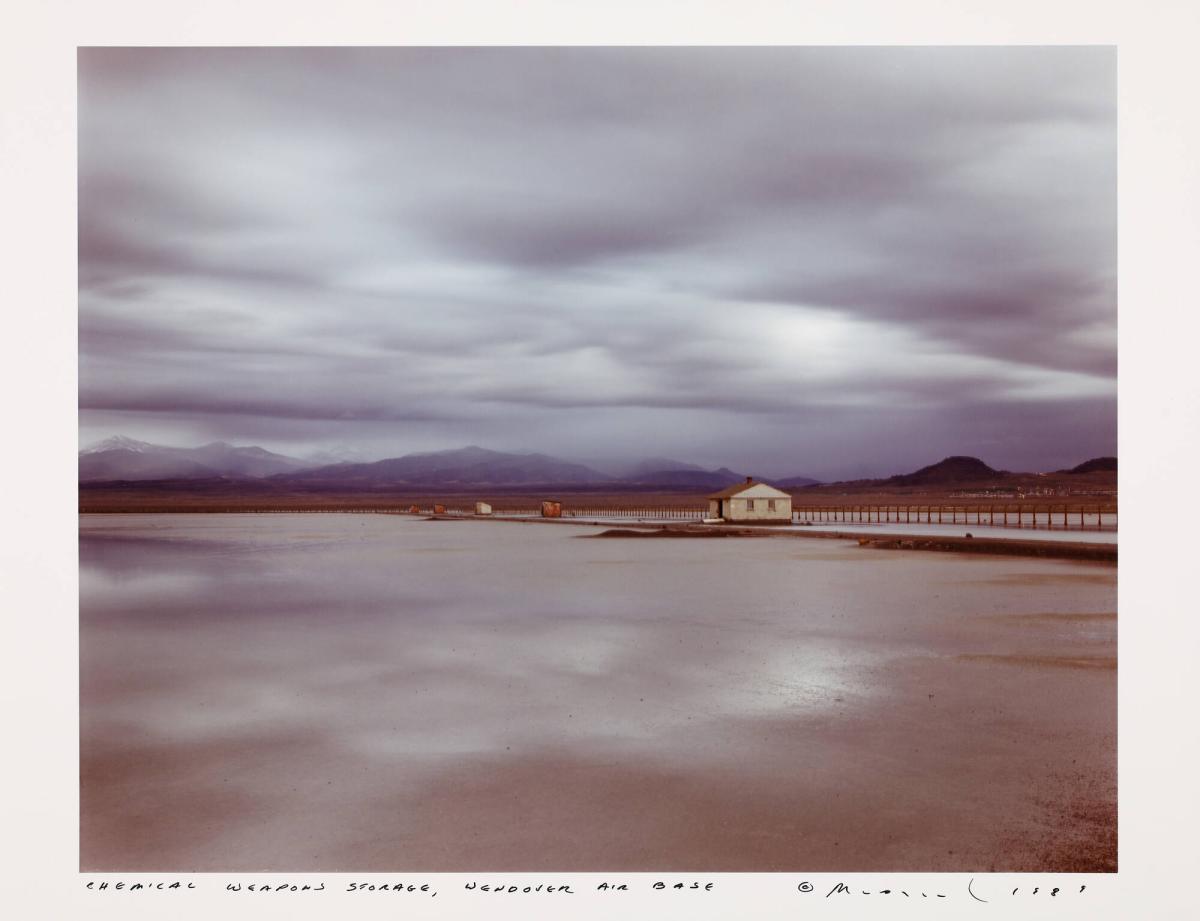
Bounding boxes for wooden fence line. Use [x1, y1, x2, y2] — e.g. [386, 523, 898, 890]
[206, 503, 1117, 532]
[793, 504, 1117, 531]
[563, 507, 707, 519]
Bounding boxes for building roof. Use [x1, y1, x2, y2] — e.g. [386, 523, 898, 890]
[706, 478, 791, 500]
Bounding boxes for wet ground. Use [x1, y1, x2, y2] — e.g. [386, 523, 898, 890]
[80, 513, 1116, 871]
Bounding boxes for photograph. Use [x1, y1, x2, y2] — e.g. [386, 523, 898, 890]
[76, 46, 1118, 874]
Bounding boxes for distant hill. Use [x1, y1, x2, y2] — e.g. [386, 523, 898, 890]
[619, 457, 707, 478]
[79, 436, 309, 482]
[621, 466, 746, 489]
[887, 456, 1001, 486]
[1064, 456, 1117, 474]
[774, 474, 823, 488]
[272, 445, 614, 489]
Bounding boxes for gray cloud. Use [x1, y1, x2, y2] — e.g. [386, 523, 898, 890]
[80, 390, 456, 424]
[78, 47, 1116, 474]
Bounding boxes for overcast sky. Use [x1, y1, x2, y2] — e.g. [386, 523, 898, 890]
[78, 47, 1115, 479]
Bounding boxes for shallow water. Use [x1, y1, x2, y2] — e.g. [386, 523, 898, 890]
[80, 513, 1116, 871]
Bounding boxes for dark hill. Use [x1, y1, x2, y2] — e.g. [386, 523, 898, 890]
[1064, 456, 1117, 474]
[888, 456, 1001, 487]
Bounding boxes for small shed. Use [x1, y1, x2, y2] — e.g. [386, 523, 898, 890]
[707, 477, 792, 524]
[541, 500, 562, 518]
[474, 501, 493, 516]
[433, 504, 446, 515]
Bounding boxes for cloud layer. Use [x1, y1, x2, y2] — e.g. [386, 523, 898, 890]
[79, 47, 1116, 478]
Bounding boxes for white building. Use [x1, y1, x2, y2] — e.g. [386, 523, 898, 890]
[707, 478, 792, 523]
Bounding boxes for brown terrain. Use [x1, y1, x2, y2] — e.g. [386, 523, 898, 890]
[78, 482, 1116, 515]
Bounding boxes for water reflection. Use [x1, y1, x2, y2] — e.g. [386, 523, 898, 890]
[80, 514, 1116, 871]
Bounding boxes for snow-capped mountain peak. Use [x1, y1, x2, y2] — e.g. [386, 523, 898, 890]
[82, 435, 154, 455]
[78, 436, 309, 481]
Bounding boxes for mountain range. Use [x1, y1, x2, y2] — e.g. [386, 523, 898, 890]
[78, 439, 820, 490]
[79, 436, 309, 482]
[276, 446, 611, 488]
[78, 438, 1114, 492]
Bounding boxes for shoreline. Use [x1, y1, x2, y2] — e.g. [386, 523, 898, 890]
[416, 513, 1117, 562]
[79, 509, 1117, 563]
[572, 520, 1118, 563]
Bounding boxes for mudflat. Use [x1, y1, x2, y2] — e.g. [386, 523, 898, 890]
[80, 513, 1116, 871]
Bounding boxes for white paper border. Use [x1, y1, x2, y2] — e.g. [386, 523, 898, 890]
[4, 1, 1197, 918]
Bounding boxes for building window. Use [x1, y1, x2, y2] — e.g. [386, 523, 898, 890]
[768, 499, 776, 511]
[745, 499, 755, 510]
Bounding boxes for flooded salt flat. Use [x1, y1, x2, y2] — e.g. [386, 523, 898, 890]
[80, 513, 1116, 872]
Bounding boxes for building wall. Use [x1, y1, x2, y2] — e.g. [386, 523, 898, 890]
[725, 495, 792, 522]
